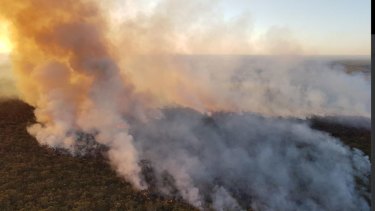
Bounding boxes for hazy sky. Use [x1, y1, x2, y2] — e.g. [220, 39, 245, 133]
[109, 0, 371, 55]
[222, 0, 371, 55]
[0, 0, 370, 55]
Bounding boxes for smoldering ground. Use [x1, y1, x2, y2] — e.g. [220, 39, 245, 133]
[0, 53, 371, 210]
[0, 0, 371, 210]
[128, 108, 371, 210]
[21, 106, 371, 211]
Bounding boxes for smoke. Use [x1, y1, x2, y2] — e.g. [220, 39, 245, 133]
[106, 0, 255, 55]
[130, 109, 370, 210]
[0, 0, 371, 210]
[0, 0, 155, 189]
[0, 54, 18, 98]
[121, 55, 370, 117]
[310, 115, 371, 130]
[106, 0, 370, 117]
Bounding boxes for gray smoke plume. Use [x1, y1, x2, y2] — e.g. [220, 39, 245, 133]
[122, 55, 371, 117]
[0, 0, 370, 210]
[129, 108, 370, 210]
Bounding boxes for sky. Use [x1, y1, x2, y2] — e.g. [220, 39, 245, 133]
[0, 0, 371, 55]
[222, 0, 371, 55]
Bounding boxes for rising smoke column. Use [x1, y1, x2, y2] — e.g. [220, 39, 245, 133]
[1, 0, 371, 210]
[0, 0, 153, 189]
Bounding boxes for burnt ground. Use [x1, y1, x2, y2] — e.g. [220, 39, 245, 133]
[0, 99, 195, 211]
[309, 117, 370, 158]
[0, 99, 370, 210]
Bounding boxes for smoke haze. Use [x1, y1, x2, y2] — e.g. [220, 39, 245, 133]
[0, 0, 370, 210]
[130, 109, 370, 210]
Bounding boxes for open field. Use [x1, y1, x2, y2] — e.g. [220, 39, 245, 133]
[0, 99, 370, 210]
[0, 99, 195, 211]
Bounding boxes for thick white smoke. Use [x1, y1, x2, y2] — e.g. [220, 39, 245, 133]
[123, 55, 371, 117]
[24, 55, 371, 211]
[129, 109, 370, 210]
[26, 58, 148, 189]
[1, 0, 371, 210]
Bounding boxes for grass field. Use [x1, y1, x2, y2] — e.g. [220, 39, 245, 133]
[0, 99, 195, 211]
[0, 99, 370, 210]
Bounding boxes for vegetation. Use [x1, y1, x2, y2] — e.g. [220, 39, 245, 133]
[0, 99, 195, 211]
[310, 117, 370, 157]
[0, 99, 369, 210]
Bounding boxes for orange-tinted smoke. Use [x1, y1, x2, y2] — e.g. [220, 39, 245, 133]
[1, 0, 120, 105]
[1, 0, 233, 114]
[0, 0, 154, 189]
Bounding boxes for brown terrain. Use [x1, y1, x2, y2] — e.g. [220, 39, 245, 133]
[0, 99, 370, 210]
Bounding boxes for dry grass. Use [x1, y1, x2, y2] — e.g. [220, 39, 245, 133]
[0, 99, 195, 211]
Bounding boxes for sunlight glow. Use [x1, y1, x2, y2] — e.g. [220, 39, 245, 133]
[0, 21, 12, 54]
